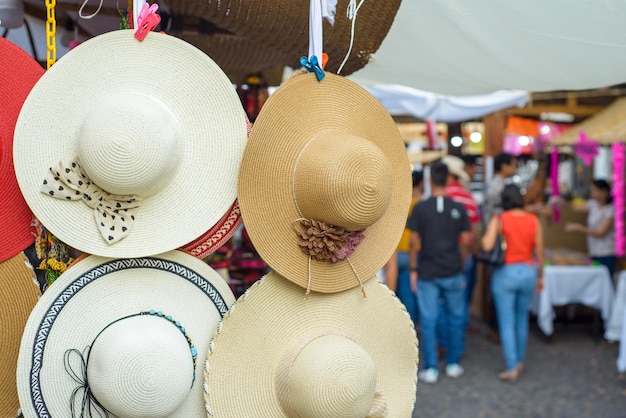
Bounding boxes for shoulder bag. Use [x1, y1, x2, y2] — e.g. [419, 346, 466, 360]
[476, 215, 507, 266]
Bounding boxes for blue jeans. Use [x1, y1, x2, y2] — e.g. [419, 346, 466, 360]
[417, 273, 465, 370]
[436, 257, 473, 353]
[396, 252, 418, 323]
[491, 262, 537, 371]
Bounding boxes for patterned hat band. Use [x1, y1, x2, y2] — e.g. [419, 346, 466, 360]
[64, 311, 197, 418]
[41, 158, 141, 245]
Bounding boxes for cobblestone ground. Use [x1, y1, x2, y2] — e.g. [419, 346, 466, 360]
[412, 320, 626, 418]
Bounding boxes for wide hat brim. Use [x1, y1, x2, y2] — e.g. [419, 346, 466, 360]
[203, 271, 419, 417]
[178, 199, 242, 259]
[17, 250, 235, 417]
[0, 252, 40, 417]
[0, 38, 43, 262]
[13, 30, 247, 258]
[179, 116, 251, 259]
[238, 72, 411, 293]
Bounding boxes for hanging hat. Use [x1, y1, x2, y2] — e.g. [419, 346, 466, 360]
[0, 37, 44, 263]
[203, 271, 419, 417]
[17, 250, 235, 417]
[13, 29, 248, 258]
[0, 252, 40, 418]
[179, 200, 242, 259]
[165, 0, 402, 77]
[238, 72, 411, 293]
[179, 116, 251, 259]
[441, 155, 470, 182]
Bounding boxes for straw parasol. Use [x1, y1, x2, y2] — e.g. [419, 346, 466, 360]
[550, 97, 626, 145]
[597, 118, 626, 144]
[165, 0, 401, 77]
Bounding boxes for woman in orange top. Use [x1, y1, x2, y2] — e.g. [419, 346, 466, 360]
[482, 184, 544, 382]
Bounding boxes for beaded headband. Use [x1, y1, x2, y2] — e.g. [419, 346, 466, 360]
[64, 310, 196, 418]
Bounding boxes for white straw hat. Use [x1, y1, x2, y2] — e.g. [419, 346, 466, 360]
[179, 117, 251, 259]
[17, 250, 235, 417]
[13, 29, 247, 258]
[238, 72, 412, 294]
[203, 271, 419, 417]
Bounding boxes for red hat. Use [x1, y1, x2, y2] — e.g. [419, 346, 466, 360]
[0, 38, 44, 262]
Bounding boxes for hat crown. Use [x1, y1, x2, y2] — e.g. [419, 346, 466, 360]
[293, 132, 393, 231]
[86, 315, 193, 417]
[77, 94, 179, 197]
[441, 155, 467, 180]
[279, 334, 377, 418]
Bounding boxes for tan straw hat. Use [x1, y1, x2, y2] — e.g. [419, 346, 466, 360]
[0, 37, 44, 263]
[13, 29, 247, 258]
[441, 155, 470, 182]
[203, 271, 419, 417]
[238, 72, 411, 294]
[17, 250, 235, 417]
[0, 252, 40, 418]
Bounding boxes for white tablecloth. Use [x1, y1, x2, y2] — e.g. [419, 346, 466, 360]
[530, 265, 614, 336]
[605, 271, 626, 341]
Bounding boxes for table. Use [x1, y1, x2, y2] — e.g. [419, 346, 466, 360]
[530, 265, 614, 336]
[605, 271, 626, 341]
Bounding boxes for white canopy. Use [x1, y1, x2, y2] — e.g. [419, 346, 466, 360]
[349, 0, 626, 95]
[362, 84, 529, 122]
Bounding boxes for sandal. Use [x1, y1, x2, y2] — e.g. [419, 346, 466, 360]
[498, 370, 519, 382]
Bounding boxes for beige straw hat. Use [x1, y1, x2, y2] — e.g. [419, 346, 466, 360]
[203, 271, 419, 417]
[441, 155, 470, 182]
[17, 250, 235, 417]
[0, 252, 40, 418]
[0, 37, 44, 263]
[238, 72, 411, 294]
[13, 29, 247, 258]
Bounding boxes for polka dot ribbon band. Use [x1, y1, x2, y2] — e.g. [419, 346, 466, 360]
[41, 159, 141, 245]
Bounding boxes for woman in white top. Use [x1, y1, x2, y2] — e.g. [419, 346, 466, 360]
[565, 179, 616, 278]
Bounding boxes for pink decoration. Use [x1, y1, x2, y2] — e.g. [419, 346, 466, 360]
[537, 122, 574, 146]
[332, 230, 366, 262]
[574, 131, 599, 166]
[612, 142, 625, 256]
[135, 2, 160, 41]
[550, 147, 560, 222]
[425, 119, 439, 150]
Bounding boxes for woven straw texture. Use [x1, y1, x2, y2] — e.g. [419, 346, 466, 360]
[0, 38, 43, 262]
[166, 0, 401, 76]
[238, 72, 411, 293]
[179, 115, 251, 259]
[551, 97, 626, 145]
[0, 252, 40, 418]
[17, 250, 235, 417]
[172, 32, 294, 82]
[13, 30, 247, 258]
[203, 271, 419, 417]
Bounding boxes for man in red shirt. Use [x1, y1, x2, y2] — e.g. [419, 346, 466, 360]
[440, 155, 481, 355]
